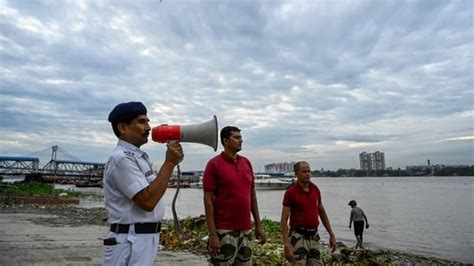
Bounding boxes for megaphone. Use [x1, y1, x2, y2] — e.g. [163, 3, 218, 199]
[151, 115, 218, 151]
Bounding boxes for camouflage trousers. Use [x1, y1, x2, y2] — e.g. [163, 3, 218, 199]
[288, 231, 323, 266]
[209, 229, 254, 266]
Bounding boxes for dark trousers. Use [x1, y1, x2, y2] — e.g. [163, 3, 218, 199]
[354, 220, 365, 239]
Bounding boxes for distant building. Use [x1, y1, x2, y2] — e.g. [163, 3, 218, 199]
[359, 151, 385, 171]
[264, 162, 296, 173]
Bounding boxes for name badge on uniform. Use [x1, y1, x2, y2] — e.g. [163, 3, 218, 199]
[145, 170, 154, 177]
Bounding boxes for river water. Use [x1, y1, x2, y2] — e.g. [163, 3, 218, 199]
[49, 176, 473, 263]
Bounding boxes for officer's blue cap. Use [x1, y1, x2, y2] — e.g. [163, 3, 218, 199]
[108, 101, 147, 124]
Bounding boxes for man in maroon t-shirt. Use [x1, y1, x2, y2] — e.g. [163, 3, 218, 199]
[203, 126, 266, 265]
[281, 161, 336, 265]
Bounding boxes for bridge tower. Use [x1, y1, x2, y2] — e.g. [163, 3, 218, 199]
[51, 145, 58, 161]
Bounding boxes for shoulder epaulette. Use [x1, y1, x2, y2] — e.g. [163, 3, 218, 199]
[123, 150, 135, 157]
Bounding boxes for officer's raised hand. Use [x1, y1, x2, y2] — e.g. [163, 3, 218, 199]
[166, 142, 184, 165]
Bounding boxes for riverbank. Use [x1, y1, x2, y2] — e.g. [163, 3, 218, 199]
[0, 203, 463, 265]
[0, 203, 207, 266]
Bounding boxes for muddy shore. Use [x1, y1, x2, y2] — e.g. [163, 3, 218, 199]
[0, 203, 207, 266]
[0, 203, 464, 265]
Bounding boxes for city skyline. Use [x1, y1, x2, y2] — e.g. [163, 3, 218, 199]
[1, 1, 473, 171]
[1, 145, 469, 173]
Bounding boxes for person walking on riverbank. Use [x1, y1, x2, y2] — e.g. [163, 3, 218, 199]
[103, 101, 184, 266]
[348, 200, 369, 249]
[281, 161, 337, 265]
[203, 126, 266, 265]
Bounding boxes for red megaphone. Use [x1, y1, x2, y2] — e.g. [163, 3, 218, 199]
[151, 116, 218, 151]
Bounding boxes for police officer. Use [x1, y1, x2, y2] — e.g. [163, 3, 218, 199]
[103, 101, 184, 266]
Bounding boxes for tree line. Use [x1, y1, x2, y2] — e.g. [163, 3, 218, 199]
[312, 165, 474, 177]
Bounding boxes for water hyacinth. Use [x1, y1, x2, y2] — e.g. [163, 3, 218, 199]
[160, 217, 361, 265]
[159, 216, 461, 265]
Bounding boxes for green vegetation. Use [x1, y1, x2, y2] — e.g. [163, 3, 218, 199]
[160, 217, 379, 265]
[160, 216, 289, 264]
[0, 181, 82, 199]
[313, 165, 474, 177]
[434, 165, 474, 176]
[253, 218, 286, 265]
[160, 217, 461, 265]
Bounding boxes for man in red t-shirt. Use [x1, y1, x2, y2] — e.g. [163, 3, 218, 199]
[203, 126, 266, 265]
[281, 161, 336, 265]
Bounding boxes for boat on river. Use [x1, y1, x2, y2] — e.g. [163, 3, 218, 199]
[254, 174, 294, 190]
[187, 174, 295, 190]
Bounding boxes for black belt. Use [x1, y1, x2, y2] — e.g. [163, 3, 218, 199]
[110, 222, 161, 234]
[291, 226, 318, 237]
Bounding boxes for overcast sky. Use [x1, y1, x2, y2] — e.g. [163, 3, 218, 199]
[1, 0, 473, 171]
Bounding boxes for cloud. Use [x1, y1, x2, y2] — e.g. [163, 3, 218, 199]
[444, 136, 474, 141]
[1, 0, 473, 170]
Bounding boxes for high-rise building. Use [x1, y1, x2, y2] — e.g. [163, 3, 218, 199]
[264, 162, 296, 173]
[359, 151, 385, 171]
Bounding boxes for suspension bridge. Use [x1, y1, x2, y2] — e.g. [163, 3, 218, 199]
[0, 146, 105, 182]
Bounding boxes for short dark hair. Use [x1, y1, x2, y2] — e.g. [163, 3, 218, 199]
[108, 102, 147, 137]
[293, 161, 308, 174]
[220, 126, 241, 146]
